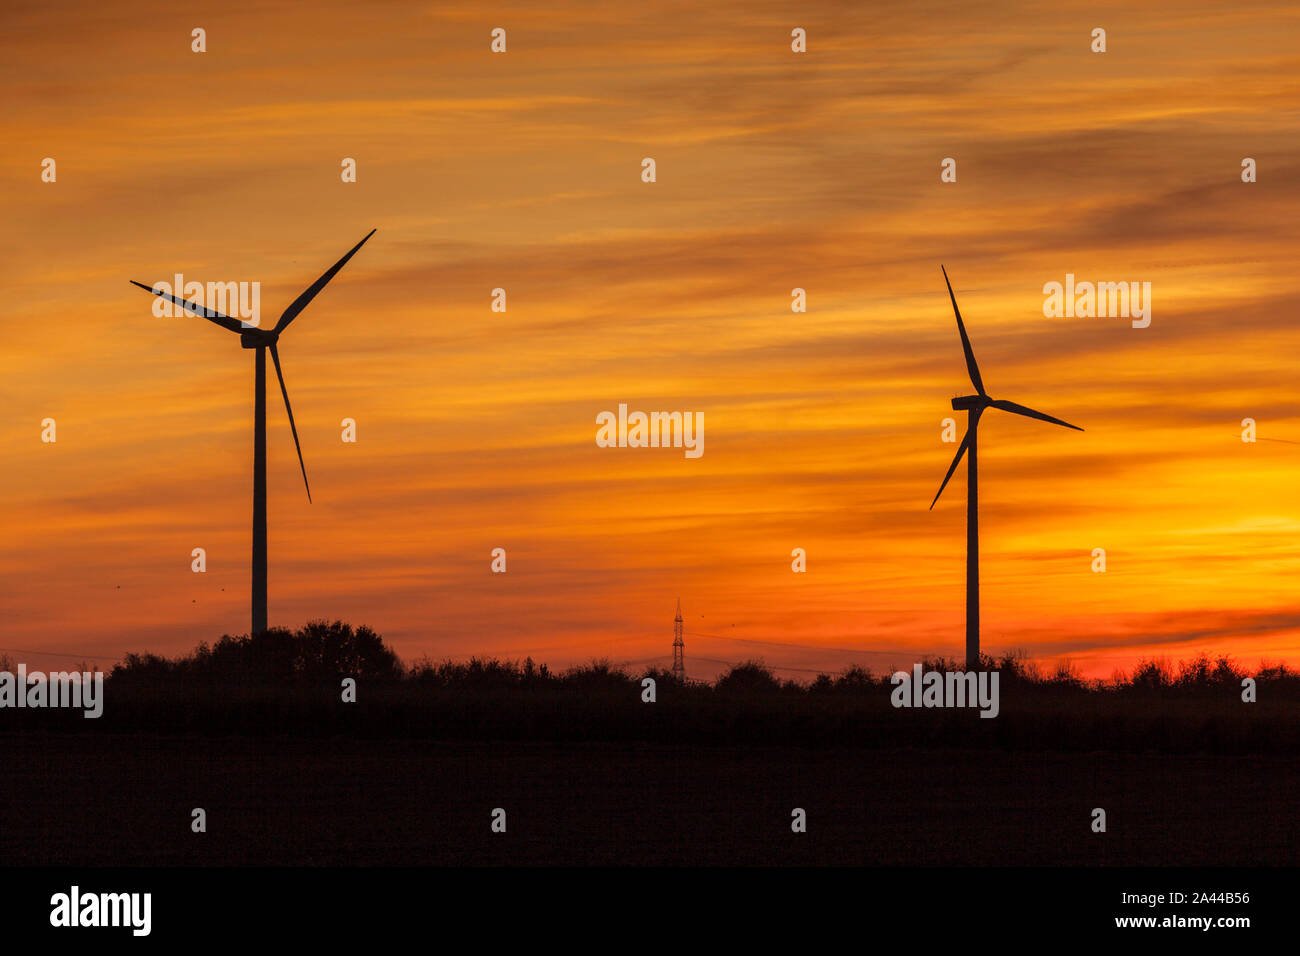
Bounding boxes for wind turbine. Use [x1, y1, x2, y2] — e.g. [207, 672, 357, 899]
[930, 266, 1083, 669]
[131, 230, 376, 634]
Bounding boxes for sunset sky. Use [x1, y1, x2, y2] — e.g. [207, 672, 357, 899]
[3, 0, 1299, 679]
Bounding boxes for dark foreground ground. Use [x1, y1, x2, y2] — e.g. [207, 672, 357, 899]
[1, 734, 1293, 865]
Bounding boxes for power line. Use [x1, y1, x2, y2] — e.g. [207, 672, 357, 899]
[683, 629, 921, 659]
[687, 654, 835, 676]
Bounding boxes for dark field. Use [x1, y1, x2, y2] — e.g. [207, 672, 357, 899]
[5, 631, 1297, 867]
[2, 734, 1295, 866]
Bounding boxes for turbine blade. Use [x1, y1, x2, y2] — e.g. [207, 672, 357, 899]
[990, 399, 1083, 431]
[274, 229, 377, 334]
[940, 265, 986, 396]
[270, 344, 312, 502]
[130, 280, 244, 334]
[930, 428, 972, 510]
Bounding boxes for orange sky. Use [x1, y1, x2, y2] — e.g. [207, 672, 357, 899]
[3, 0, 1299, 679]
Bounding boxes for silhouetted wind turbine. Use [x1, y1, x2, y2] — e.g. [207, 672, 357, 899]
[930, 266, 1083, 668]
[131, 230, 376, 634]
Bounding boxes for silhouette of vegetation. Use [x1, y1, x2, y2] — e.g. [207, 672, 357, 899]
[110, 621, 401, 688]
[6, 626, 1299, 753]
[714, 660, 793, 695]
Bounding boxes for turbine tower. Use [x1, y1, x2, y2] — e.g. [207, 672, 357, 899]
[132, 230, 376, 634]
[672, 598, 685, 682]
[930, 266, 1083, 669]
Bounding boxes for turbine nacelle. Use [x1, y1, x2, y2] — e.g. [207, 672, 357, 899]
[951, 394, 990, 411]
[240, 329, 279, 349]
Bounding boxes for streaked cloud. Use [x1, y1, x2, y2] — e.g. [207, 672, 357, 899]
[3, 0, 1298, 677]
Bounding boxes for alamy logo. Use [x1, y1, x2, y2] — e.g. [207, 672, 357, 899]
[890, 664, 1000, 718]
[50, 886, 151, 936]
[146, 274, 261, 327]
[596, 403, 704, 458]
[0, 665, 103, 718]
[1042, 273, 1151, 328]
